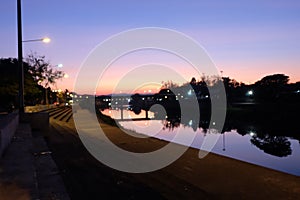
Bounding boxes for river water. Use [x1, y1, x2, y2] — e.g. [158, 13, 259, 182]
[101, 109, 300, 176]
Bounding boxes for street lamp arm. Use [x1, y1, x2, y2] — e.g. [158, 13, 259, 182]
[23, 39, 43, 42]
[22, 37, 51, 43]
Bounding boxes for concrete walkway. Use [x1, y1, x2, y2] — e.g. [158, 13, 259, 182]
[0, 123, 69, 200]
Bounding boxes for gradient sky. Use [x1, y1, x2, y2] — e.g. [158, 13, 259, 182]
[1, 0, 300, 94]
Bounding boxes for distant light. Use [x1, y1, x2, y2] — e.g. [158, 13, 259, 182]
[187, 89, 192, 96]
[247, 90, 254, 96]
[57, 64, 63, 68]
[64, 74, 69, 78]
[188, 120, 193, 126]
[42, 37, 51, 43]
[249, 131, 256, 137]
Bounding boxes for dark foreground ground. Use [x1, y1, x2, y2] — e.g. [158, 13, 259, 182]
[43, 107, 300, 200]
[46, 121, 164, 199]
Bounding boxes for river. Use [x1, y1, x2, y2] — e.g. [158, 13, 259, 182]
[100, 109, 300, 176]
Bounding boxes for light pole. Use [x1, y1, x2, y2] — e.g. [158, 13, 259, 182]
[17, 0, 50, 114]
[17, 0, 24, 113]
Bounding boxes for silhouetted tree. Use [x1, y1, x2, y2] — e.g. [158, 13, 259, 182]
[0, 58, 19, 110]
[161, 80, 179, 89]
[26, 53, 64, 105]
[254, 74, 289, 102]
[130, 93, 143, 114]
[190, 77, 196, 85]
[255, 74, 289, 86]
[0, 58, 44, 109]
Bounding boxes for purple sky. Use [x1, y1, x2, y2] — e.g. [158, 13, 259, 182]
[1, 0, 300, 94]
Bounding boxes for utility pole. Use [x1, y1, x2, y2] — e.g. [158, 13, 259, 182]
[17, 0, 24, 113]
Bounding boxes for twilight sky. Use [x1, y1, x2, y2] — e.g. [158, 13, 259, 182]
[1, 0, 300, 94]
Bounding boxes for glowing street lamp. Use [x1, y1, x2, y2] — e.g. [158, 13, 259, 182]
[42, 37, 51, 43]
[56, 63, 63, 68]
[63, 74, 69, 78]
[247, 90, 254, 96]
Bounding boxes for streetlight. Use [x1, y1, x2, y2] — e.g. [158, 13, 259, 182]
[22, 37, 51, 43]
[247, 90, 254, 96]
[17, 0, 50, 114]
[56, 63, 63, 68]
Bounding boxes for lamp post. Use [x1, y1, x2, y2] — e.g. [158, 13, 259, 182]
[17, 0, 24, 113]
[17, 0, 50, 114]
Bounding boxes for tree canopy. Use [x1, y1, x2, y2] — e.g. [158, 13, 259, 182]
[0, 54, 64, 110]
[26, 53, 64, 89]
[255, 74, 289, 86]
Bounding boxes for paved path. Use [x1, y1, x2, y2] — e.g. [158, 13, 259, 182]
[0, 123, 69, 200]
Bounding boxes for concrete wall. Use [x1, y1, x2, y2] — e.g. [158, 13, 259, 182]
[0, 111, 49, 158]
[0, 111, 19, 157]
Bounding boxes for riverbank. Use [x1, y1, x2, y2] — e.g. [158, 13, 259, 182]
[99, 120, 300, 199]
[46, 111, 300, 199]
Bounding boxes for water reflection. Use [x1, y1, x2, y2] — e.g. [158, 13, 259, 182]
[166, 116, 296, 158]
[100, 108, 300, 176]
[102, 108, 299, 158]
[251, 135, 292, 157]
[162, 119, 180, 131]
